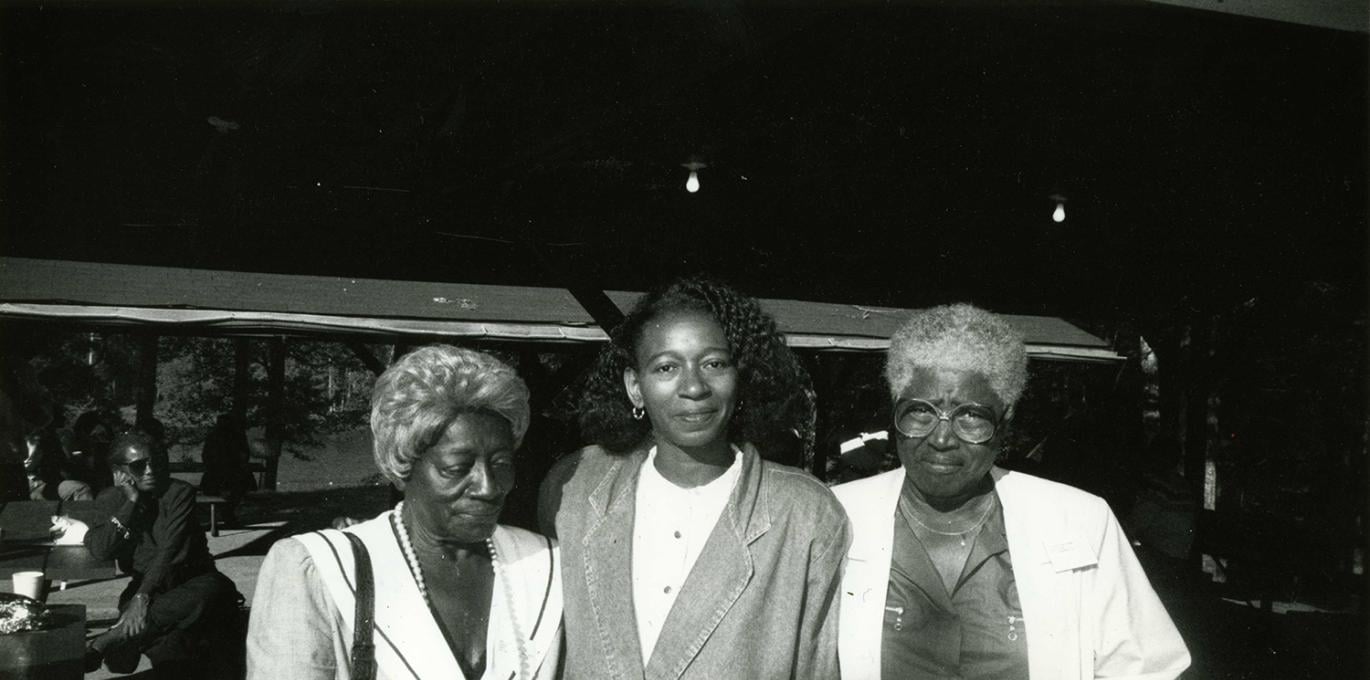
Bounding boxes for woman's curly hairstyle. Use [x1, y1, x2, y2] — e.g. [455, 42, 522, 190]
[577, 275, 817, 461]
[371, 345, 530, 488]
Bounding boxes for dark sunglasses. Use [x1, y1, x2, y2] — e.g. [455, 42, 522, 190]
[120, 458, 155, 475]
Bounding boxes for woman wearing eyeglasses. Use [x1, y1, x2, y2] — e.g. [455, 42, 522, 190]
[833, 304, 1189, 680]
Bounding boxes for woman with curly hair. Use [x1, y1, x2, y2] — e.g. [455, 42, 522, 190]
[248, 345, 562, 680]
[540, 275, 849, 680]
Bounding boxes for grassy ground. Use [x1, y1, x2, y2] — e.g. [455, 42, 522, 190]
[270, 429, 382, 491]
[170, 428, 381, 492]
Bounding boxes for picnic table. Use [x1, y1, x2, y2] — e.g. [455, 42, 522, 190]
[0, 604, 87, 680]
[0, 500, 116, 581]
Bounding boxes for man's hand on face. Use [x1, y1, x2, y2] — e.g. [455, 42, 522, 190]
[114, 468, 141, 504]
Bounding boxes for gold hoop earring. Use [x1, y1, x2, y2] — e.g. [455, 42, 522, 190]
[632, 406, 645, 421]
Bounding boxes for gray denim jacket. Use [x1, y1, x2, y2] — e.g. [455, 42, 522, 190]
[555, 443, 850, 680]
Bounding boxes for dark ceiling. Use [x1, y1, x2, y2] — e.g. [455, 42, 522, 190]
[2, 1, 1365, 322]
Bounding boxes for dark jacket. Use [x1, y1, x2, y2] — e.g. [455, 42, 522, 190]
[85, 478, 216, 596]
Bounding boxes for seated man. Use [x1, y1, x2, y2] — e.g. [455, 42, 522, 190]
[83, 429, 241, 678]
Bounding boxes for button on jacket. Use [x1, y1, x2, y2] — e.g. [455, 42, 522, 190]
[555, 443, 850, 680]
[632, 445, 742, 662]
[834, 467, 1190, 680]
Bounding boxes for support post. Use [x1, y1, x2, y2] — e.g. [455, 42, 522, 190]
[520, 232, 623, 331]
[1181, 318, 1214, 511]
[232, 338, 251, 421]
[262, 337, 286, 492]
[135, 335, 158, 427]
[809, 352, 853, 482]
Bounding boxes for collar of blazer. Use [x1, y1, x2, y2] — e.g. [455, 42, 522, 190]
[584, 441, 773, 544]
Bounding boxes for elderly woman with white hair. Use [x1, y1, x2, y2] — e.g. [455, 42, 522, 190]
[247, 345, 562, 680]
[833, 304, 1189, 680]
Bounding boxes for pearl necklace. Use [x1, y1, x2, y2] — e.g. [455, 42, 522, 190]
[392, 502, 533, 679]
[905, 494, 996, 547]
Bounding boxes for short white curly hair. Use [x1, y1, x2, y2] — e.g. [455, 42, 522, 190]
[370, 345, 530, 487]
[885, 304, 1029, 412]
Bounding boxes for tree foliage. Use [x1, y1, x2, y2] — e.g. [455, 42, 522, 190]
[157, 336, 379, 456]
[8, 328, 379, 458]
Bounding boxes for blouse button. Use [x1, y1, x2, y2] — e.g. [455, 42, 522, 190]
[673, 531, 682, 539]
[663, 586, 672, 594]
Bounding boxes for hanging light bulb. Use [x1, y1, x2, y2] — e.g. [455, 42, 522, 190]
[1049, 194, 1067, 223]
[682, 161, 707, 194]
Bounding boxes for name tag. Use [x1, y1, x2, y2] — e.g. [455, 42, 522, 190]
[1045, 539, 1097, 572]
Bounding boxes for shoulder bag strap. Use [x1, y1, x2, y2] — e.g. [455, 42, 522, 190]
[343, 532, 377, 680]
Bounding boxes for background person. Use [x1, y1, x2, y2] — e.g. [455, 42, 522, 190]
[834, 303, 1189, 680]
[68, 409, 116, 492]
[199, 412, 257, 528]
[83, 428, 243, 678]
[247, 345, 563, 680]
[541, 275, 849, 680]
[24, 412, 93, 501]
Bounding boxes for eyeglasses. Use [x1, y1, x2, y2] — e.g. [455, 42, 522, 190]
[120, 458, 154, 475]
[893, 399, 1000, 444]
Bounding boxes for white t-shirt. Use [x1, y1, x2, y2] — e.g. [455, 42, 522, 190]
[631, 445, 742, 664]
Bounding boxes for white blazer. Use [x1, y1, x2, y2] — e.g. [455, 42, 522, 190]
[833, 467, 1190, 680]
[248, 513, 563, 680]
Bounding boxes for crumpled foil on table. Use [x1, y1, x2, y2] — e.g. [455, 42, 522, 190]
[0, 592, 50, 634]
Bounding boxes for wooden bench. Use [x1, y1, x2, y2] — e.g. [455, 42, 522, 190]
[196, 495, 229, 537]
[166, 461, 263, 537]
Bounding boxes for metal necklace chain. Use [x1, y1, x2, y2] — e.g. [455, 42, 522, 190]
[391, 501, 533, 679]
[905, 494, 996, 547]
